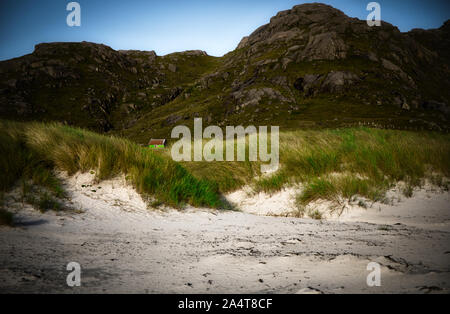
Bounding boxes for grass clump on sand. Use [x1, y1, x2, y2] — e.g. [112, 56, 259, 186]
[281, 128, 450, 208]
[170, 127, 449, 214]
[0, 120, 221, 209]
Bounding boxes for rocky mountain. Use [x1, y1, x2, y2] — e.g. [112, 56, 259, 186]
[1, 3, 449, 142]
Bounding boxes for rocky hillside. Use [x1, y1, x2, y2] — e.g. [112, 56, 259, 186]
[0, 42, 218, 134]
[1, 3, 449, 142]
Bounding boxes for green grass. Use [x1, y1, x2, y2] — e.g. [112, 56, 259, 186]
[1, 120, 449, 216]
[0, 120, 221, 209]
[283, 128, 448, 189]
[297, 178, 337, 204]
[259, 128, 447, 216]
[174, 127, 449, 211]
[20, 180, 64, 213]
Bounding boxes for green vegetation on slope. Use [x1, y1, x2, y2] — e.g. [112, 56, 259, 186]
[152, 128, 449, 197]
[0, 120, 221, 214]
[166, 127, 450, 218]
[1, 121, 449, 221]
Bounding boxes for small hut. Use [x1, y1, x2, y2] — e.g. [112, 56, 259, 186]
[148, 139, 167, 149]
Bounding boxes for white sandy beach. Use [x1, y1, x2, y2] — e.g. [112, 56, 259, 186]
[0, 172, 449, 293]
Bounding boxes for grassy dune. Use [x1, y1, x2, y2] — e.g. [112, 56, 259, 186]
[1, 120, 449, 223]
[172, 128, 450, 217]
[174, 127, 449, 216]
[0, 120, 221, 217]
[165, 128, 449, 193]
[263, 128, 449, 200]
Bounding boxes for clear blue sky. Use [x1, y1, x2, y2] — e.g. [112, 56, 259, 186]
[0, 0, 449, 61]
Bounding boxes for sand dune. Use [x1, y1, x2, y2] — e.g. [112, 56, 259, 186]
[0, 172, 449, 293]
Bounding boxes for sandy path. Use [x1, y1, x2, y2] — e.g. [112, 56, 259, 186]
[0, 173, 449, 294]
